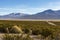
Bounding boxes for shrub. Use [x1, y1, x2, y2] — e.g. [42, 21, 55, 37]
[3, 34, 34, 40]
[32, 30, 40, 35]
[40, 28, 52, 38]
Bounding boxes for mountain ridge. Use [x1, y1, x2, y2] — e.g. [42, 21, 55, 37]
[0, 9, 60, 19]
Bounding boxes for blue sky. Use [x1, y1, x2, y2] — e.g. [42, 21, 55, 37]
[0, 0, 60, 15]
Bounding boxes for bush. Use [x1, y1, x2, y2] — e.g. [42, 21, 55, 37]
[32, 30, 41, 35]
[23, 28, 30, 34]
[40, 28, 52, 38]
[3, 34, 34, 40]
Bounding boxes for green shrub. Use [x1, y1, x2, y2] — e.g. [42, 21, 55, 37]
[40, 28, 53, 38]
[3, 34, 34, 40]
[32, 30, 40, 35]
[23, 28, 30, 34]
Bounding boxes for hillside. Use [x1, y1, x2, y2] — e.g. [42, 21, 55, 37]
[1, 9, 60, 19]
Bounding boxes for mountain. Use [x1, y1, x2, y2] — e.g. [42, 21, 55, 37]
[0, 13, 29, 19]
[34, 9, 60, 19]
[0, 9, 60, 19]
[20, 9, 60, 19]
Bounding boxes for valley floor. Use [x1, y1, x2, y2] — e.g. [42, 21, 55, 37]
[0, 20, 60, 40]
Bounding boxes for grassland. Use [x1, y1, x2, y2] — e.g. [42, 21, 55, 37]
[0, 20, 60, 40]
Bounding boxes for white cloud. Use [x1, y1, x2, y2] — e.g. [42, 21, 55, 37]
[0, 7, 47, 15]
[48, 2, 60, 10]
[0, 4, 50, 15]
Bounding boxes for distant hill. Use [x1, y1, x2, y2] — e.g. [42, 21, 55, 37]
[0, 9, 60, 19]
[0, 13, 29, 19]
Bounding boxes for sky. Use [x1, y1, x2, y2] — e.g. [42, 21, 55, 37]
[0, 0, 60, 15]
